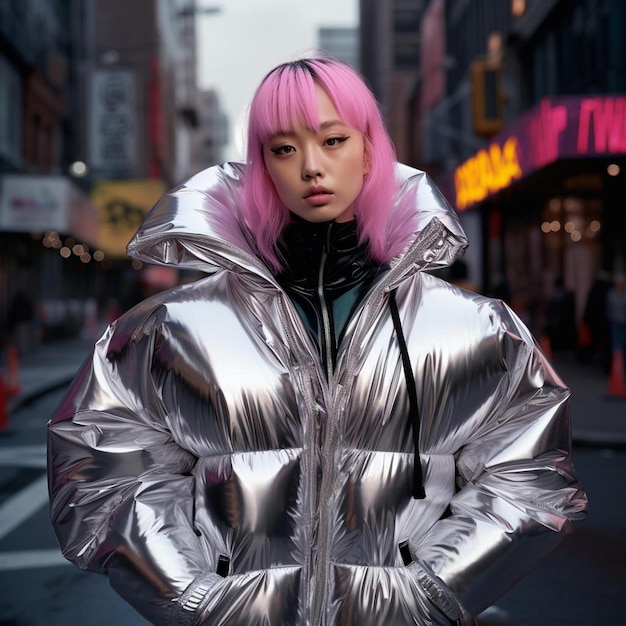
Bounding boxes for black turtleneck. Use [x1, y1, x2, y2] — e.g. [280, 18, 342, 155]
[275, 218, 385, 378]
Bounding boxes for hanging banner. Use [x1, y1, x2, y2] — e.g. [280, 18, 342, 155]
[90, 69, 137, 173]
[90, 179, 164, 258]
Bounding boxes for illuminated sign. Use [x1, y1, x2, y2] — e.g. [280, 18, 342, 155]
[453, 94, 626, 210]
[455, 137, 522, 209]
[577, 97, 626, 153]
[91, 180, 164, 258]
[0, 175, 99, 245]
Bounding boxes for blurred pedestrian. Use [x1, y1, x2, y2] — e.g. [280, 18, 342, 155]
[581, 269, 612, 369]
[544, 277, 576, 351]
[47, 57, 587, 626]
[607, 272, 626, 361]
[7, 289, 34, 355]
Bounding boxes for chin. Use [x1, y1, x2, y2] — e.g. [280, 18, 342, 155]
[296, 208, 354, 224]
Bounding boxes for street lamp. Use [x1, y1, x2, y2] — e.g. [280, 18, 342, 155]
[69, 161, 89, 178]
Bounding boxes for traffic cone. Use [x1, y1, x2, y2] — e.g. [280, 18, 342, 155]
[5, 345, 21, 396]
[539, 333, 553, 362]
[578, 323, 592, 350]
[0, 374, 7, 433]
[606, 349, 626, 398]
[575, 322, 594, 364]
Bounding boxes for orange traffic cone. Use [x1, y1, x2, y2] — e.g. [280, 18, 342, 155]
[0, 374, 7, 432]
[606, 349, 626, 398]
[578, 323, 592, 350]
[5, 345, 21, 396]
[539, 333, 554, 362]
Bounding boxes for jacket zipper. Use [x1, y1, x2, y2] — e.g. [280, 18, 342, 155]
[310, 292, 388, 624]
[311, 230, 388, 623]
[295, 221, 452, 623]
[318, 225, 334, 381]
[276, 297, 321, 622]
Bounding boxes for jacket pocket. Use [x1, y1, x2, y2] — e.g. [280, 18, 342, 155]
[399, 541, 466, 626]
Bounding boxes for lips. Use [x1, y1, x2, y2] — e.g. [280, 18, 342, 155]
[304, 186, 333, 205]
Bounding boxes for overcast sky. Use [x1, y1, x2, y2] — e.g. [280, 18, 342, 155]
[196, 0, 358, 161]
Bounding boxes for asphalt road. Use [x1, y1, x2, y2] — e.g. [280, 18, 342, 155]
[0, 387, 624, 625]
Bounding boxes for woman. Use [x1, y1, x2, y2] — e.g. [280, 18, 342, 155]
[48, 57, 587, 626]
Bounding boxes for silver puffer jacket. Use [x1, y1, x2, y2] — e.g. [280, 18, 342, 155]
[48, 163, 587, 626]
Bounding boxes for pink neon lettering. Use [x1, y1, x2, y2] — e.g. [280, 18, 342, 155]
[577, 97, 626, 154]
[529, 99, 567, 168]
[577, 98, 596, 153]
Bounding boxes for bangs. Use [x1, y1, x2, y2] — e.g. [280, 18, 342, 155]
[249, 59, 371, 144]
[252, 64, 321, 143]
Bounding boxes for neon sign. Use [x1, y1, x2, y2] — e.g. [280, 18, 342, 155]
[455, 137, 522, 210]
[528, 99, 567, 168]
[453, 94, 626, 210]
[578, 96, 626, 153]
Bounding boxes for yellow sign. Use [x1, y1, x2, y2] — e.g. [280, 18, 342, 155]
[454, 136, 522, 210]
[91, 179, 165, 257]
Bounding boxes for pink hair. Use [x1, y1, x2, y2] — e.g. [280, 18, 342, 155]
[242, 57, 410, 273]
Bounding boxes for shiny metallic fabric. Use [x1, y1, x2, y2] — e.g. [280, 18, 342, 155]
[48, 163, 587, 626]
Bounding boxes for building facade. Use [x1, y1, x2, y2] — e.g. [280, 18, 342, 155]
[192, 89, 228, 173]
[437, 0, 626, 346]
[361, 0, 626, 349]
[317, 27, 360, 70]
[359, 0, 427, 162]
[0, 0, 218, 353]
[0, 0, 102, 351]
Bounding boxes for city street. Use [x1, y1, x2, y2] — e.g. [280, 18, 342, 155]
[0, 383, 624, 625]
[2, 0, 626, 624]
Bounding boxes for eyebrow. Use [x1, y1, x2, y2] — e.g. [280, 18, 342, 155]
[320, 119, 346, 129]
[271, 119, 347, 138]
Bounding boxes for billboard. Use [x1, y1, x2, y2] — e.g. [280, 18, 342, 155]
[90, 179, 164, 258]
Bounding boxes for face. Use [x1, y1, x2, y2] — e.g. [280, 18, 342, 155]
[262, 84, 368, 223]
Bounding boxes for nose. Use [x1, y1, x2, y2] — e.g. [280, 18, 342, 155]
[301, 146, 323, 180]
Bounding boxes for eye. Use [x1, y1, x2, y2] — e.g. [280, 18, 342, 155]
[325, 136, 348, 148]
[270, 144, 295, 156]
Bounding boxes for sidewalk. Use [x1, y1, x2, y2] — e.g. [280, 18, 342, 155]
[2, 334, 626, 447]
[552, 353, 626, 447]
[3, 335, 96, 415]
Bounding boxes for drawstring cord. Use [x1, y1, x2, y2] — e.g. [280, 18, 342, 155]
[389, 288, 426, 500]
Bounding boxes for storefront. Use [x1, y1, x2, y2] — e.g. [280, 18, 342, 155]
[442, 94, 626, 345]
[0, 174, 100, 349]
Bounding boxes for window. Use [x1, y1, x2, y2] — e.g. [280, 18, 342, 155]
[0, 56, 23, 167]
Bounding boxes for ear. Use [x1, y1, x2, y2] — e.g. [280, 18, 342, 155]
[363, 147, 371, 176]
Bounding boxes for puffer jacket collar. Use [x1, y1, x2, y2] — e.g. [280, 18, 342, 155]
[126, 162, 469, 286]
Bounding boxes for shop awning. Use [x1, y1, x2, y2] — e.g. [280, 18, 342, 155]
[446, 94, 626, 211]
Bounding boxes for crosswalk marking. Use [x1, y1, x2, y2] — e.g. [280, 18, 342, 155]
[0, 444, 47, 468]
[0, 445, 72, 569]
[0, 548, 69, 571]
[0, 474, 49, 540]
